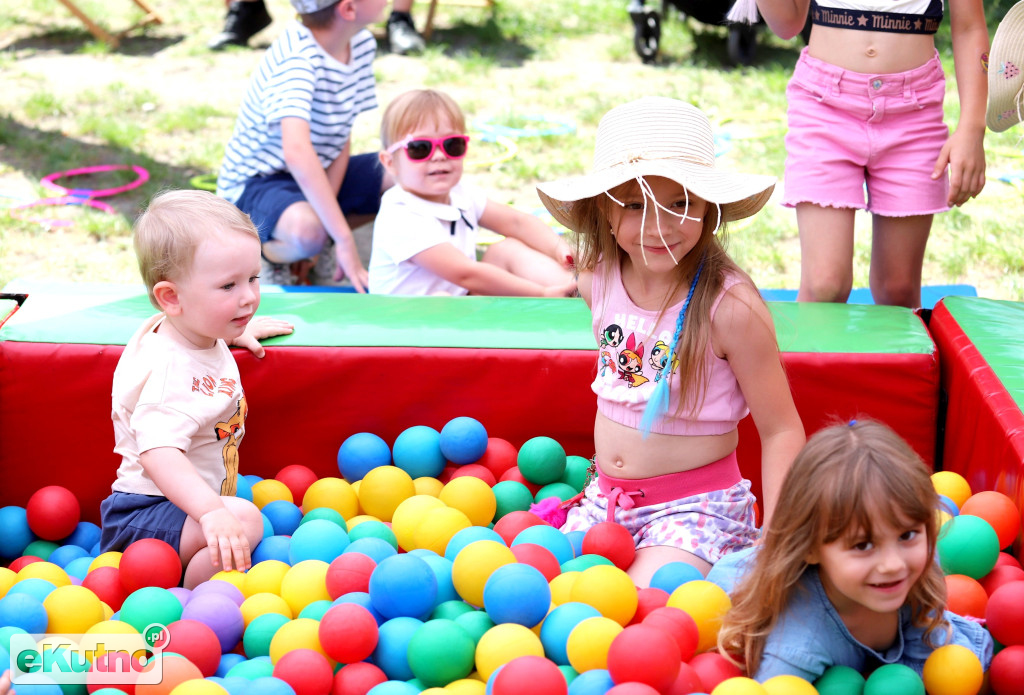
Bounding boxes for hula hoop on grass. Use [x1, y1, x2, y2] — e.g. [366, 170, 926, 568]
[465, 135, 518, 170]
[41, 164, 150, 198]
[473, 114, 576, 140]
[190, 173, 219, 192]
[9, 196, 116, 227]
[716, 112, 786, 141]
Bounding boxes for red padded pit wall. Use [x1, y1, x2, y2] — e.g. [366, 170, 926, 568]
[0, 339, 939, 524]
[930, 302, 1024, 501]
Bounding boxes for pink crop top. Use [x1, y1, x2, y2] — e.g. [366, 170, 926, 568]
[590, 258, 749, 436]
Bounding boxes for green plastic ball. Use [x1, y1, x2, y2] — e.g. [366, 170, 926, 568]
[432, 599, 476, 621]
[814, 664, 866, 695]
[348, 519, 399, 550]
[118, 586, 183, 634]
[300, 507, 348, 530]
[560, 554, 614, 573]
[407, 619, 476, 687]
[493, 481, 535, 521]
[863, 664, 924, 695]
[937, 514, 1000, 579]
[23, 540, 59, 561]
[226, 656, 276, 680]
[242, 612, 290, 658]
[453, 609, 495, 643]
[535, 482, 578, 504]
[517, 437, 567, 486]
[560, 456, 592, 493]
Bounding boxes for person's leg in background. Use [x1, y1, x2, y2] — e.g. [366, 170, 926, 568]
[208, 0, 273, 50]
[386, 0, 426, 55]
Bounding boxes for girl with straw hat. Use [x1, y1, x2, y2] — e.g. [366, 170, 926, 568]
[536, 97, 805, 587]
[988, 1, 1024, 132]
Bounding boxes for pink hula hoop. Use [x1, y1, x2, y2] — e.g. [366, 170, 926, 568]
[10, 196, 116, 227]
[41, 164, 149, 198]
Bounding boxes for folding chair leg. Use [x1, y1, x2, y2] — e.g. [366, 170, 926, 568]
[54, 0, 121, 47]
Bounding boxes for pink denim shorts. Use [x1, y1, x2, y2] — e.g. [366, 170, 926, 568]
[782, 48, 950, 217]
[560, 454, 759, 565]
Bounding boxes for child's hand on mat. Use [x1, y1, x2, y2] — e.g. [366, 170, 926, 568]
[231, 317, 295, 358]
[335, 237, 370, 293]
[544, 279, 578, 298]
[199, 508, 252, 572]
[933, 128, 986, 207]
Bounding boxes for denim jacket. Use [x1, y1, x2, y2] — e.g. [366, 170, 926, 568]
[707, 547, 993, 683]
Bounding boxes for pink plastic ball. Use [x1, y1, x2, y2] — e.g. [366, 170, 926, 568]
[332, 661, 388, 695]
[688, 651, 742, 692]
[164, 619, 222, 677]
[325, 553, 377, 599]
[277, 464, 321, 507]
[477, 438, 519, 480]
[26, 486, 81, 540]
[665, 662, 705, 695]
[319, 602, 379, 664]
[606, 684, 660, 695]
[273, 647, 334, 695]
[449, 464, 498, 487]
[606, 624, 681, 692]
[641, 607, 699, 663]
[492, 511, 545, 546]
[990, 644, 1024, 695]
[510, 543, 562, 583]
[492, 655, 567, 695]
[82, 566, 129, 611]
[981, 566, 1024, 596]
[120, 538, 182, 592]
[987, 581, 1024, 646]
[629, 587, 669, 625]
[582, 522, 636, 571]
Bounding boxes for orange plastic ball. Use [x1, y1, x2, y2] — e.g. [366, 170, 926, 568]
[961, 490, 1021, 550]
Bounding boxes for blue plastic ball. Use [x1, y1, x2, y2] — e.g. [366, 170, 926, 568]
[938, 494, 960, 516]
[217, 676, 253, 695]
[246, 676, 297, 695]
[649, 562, 704, 594]
[372, 617, 423, 680]
[47, 543, 90, 569]
[512, 524, 575, 565]
[482, 563, 551, 627]
[0, 592, 48, 633]
[369, 554, 437, 620]
[8, 578, 57, 602]
[439, 417, 489, 465]
[262, 500, 304, 537]
[236, 475, 254, 502]
[252, 535, 292, 565]
[0, 506, 34, 559]
[344, 537, 398, 564]
[64, 521, 101, 551]
[540, 601, 602, 665]
[338, 432, 392, 482]
[565, 530, 585, 559]
[217, 652, 248, 677]
[413, 552, 459, 606]
[367, 681, 421, 695]
[332, 591, 385, 625]
[289, 519, 350, 564]
[392, 426, 447, 479]
[567, 668, 615, 695]
[261, 514, 274, 540]
[444, 526, 505, 562]
[8, 676, 63, 695]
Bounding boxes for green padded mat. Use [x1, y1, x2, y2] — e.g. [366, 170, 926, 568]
[0, 289, 934, 353]
[941, 296, 1024, 409]
[0, 300, 17, 326]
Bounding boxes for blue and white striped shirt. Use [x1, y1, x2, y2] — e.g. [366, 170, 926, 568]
[217, 21, 377, 204]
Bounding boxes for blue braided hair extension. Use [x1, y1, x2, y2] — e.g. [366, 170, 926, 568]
[639, 256, 706, 437]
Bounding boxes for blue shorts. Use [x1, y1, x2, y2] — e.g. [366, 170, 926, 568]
[234, 152, 384, 243]
[99, 492, 188, 553]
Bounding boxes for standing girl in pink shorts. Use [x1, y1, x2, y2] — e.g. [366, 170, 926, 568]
[731, 0, 988, 308]
[536, 97, 805, 587]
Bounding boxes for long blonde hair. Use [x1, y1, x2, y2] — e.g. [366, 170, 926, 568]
[717, 419, 948, 674]
[565, 177, 764, 416]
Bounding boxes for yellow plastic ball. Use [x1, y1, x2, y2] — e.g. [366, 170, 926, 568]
[414, 477, 445, 497]
[268, 617, 331, 664]
[210, 570, 247, 592]
[931, 471, 972, 509]
[0, 567, 17, 598]
[936, 509, 953, 529]
[762, 674, 819, 695]
[413, 506, 473, 556]
[392, 495, 448, 551]
[358, 465, 416, 522]
[565, 616, 623, 673]
[922, 644, 983, 695]
[279, 559, 330, 615]
[18, 561, 71, 587]
[252, 479, 294, 508]
[82, 619, 140, 659]
[241, 592, 293, 626]
[89, 551, 122, 572]
[667, 580, 732, 653]
[43, 584, 105, 634]
[451, 540, 517, 607]
[712, 677, 768, 694]
[446, 678, 487, 695]
[440, 477, 497, 527]
[474, 623, 544, 680]
[347, 514, 382, 528]
[243, 559, 291, 598]
[549, 571, 580, 606]
[303, 477, 359, 519]
[568, 564, 638, 626]
[169, 678, 230, 695]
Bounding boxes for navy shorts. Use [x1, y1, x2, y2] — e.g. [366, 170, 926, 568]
[234, 153, 385, 243]
[99, 492, 188, 554]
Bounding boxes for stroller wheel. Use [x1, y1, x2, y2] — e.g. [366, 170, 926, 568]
[630, 9, 660, 64]
[727, 24, 757, 66]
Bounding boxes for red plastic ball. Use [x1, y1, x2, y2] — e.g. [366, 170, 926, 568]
[164, 619, 222, 677]
[449, 463, 498, 486]
[8, 556, 43, 573]
[990, 644, 1024, 695]
[641, 607, 699, 663]
[982, 565, 1024, 596]
[665, 662, 705, 695]
[510, 543, 562, 582]
[274, 647, 334, 695]
[582, 522, 636, 571]
[326, 553, 377, 599]
[687, 651, 742, 692]
[629, 587, 669, 625]
[987, 581, 1024, 646]
[492, 655, 567, 695]
[477, 438, 519, 479]
[997, 552, 1023, 569]
[497, 468, 542, 496]
[606, 684, 660, 695]
[82, 566, 129, 612]
[277, 464, 320, 508]
[86, 651, 140, 694]
[961, 491, 1021, 550]
[119, 538, 182, 592]
[26, 485, 81, 541]
[492, 510, 546, 546]
[319, 602, 379, 664]
[607, 624, 682, 692]
[332, 661, 387, 695]
[944, 574, 988, 619]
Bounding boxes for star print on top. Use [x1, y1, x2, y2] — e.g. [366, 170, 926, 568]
[810, 0, 943, 34]
[590, 257, 749, 436]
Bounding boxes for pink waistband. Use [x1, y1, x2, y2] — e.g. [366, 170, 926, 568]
[597, 451, 741, 522]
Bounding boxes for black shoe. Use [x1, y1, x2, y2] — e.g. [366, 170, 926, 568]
[386, 11, 426, 55]
[208, 0, 272, 50]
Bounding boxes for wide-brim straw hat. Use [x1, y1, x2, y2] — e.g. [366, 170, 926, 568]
[537, 97, 776, 231]
[988, 0, 1024, 132]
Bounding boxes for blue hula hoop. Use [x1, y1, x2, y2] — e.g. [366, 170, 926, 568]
[473, 114, 576, 140]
